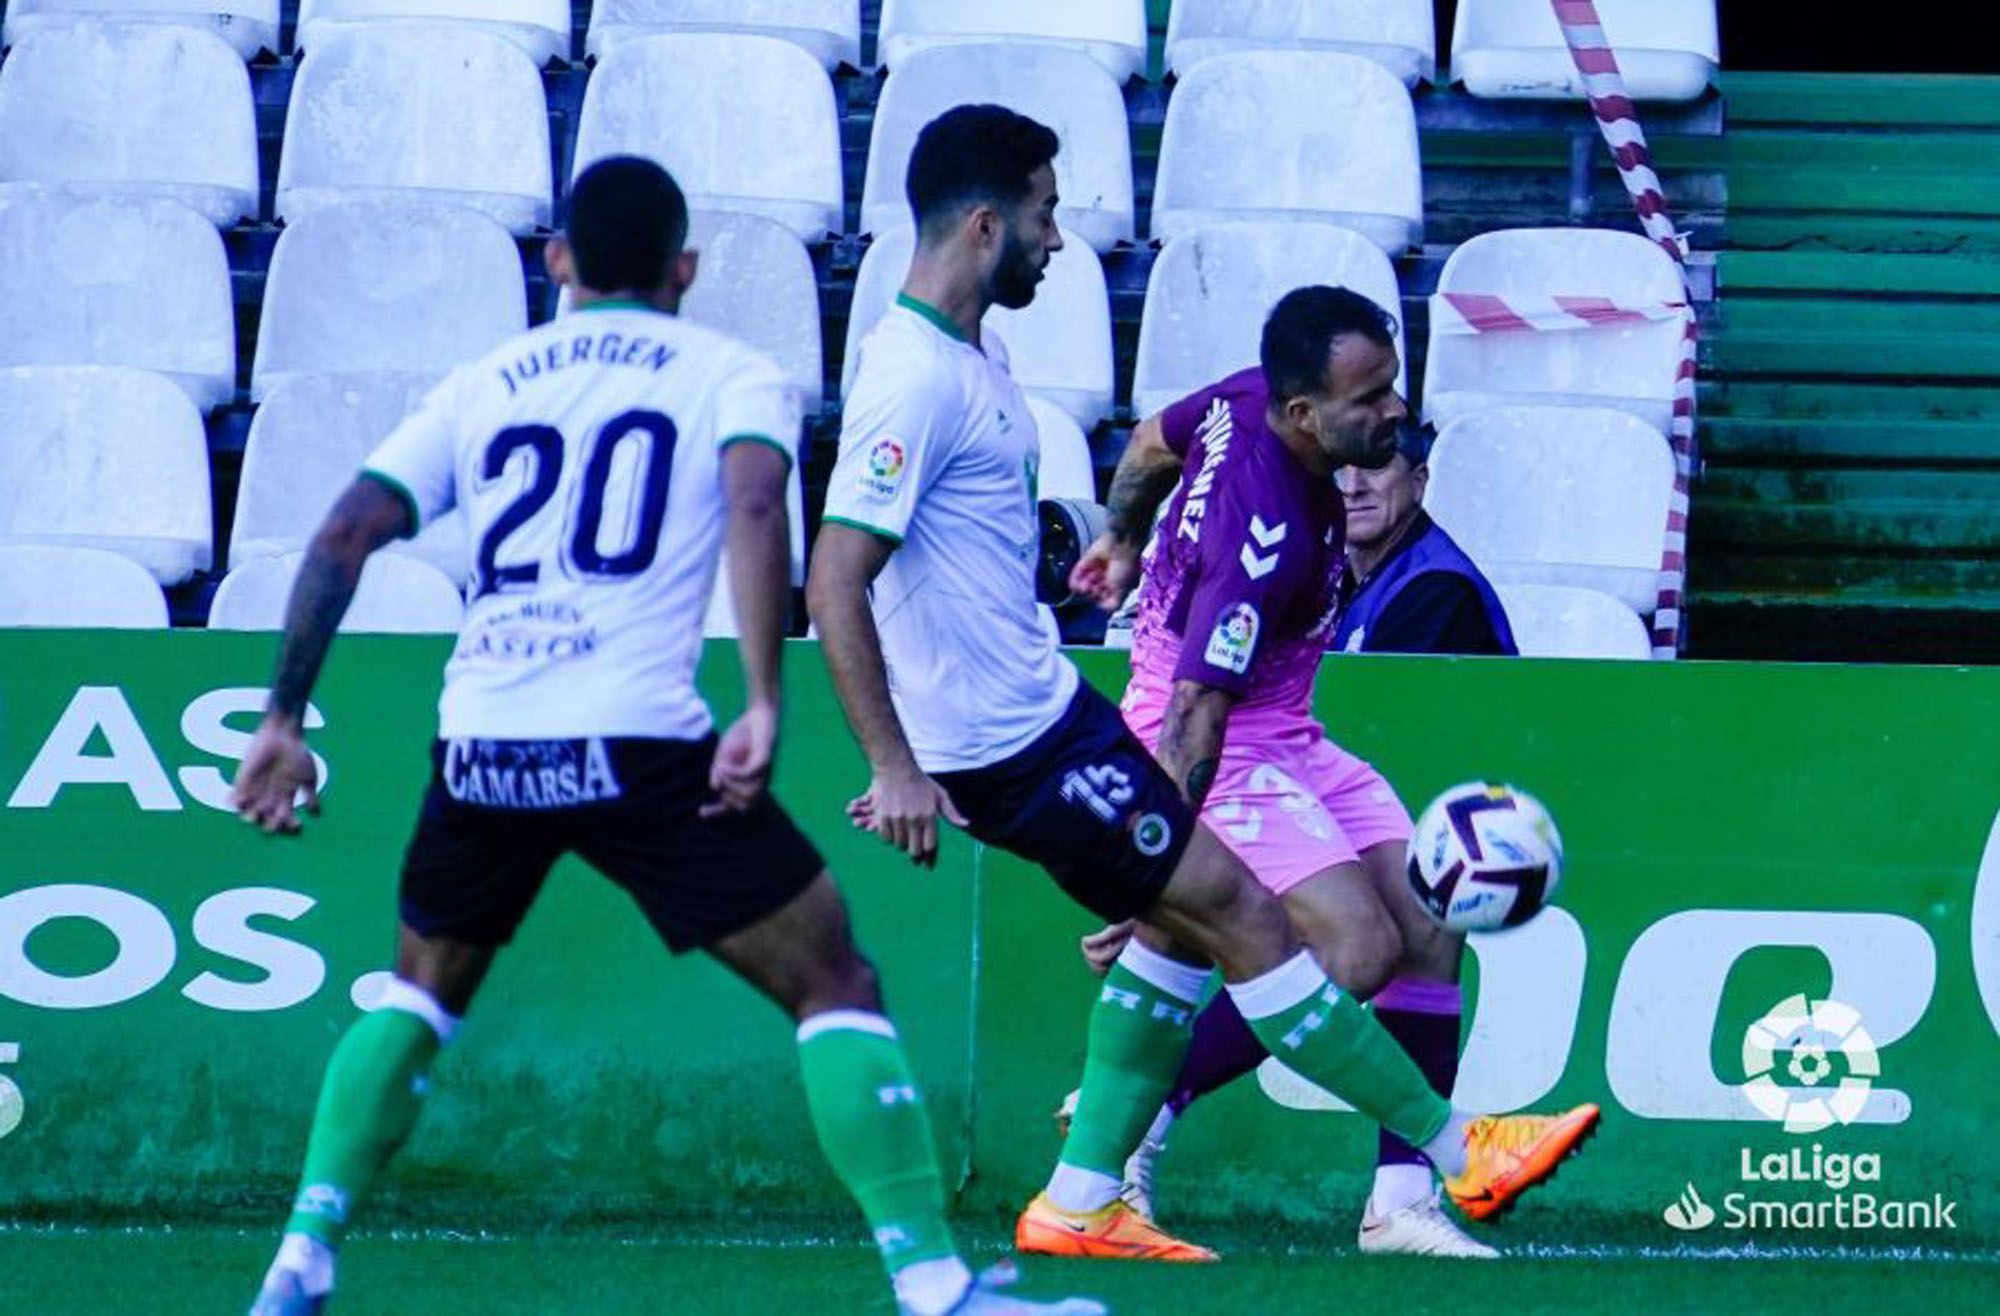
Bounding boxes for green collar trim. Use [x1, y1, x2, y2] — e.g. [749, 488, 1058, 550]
[896, 292, 972, 343]
[574, 298, 661, 314]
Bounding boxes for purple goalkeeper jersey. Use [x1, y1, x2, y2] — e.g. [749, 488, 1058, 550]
[1128, 368, 1345, 726]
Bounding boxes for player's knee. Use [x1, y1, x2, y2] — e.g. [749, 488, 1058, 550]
[792, 947, 882, 1020]
[1324, 907, 1404, 1001]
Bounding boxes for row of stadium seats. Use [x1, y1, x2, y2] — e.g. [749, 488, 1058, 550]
[0, 0, 1721, 100]
[0, 20, 1424, 249]
[0, 183, 1690, 433]
[0, 7, 1719, 245]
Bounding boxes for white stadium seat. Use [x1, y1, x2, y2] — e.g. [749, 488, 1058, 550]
[0, 22, 257, 228]
[1494, 583, 1653, 660]
[210, 552, 465, 633]
[0, 545, 169, 628]
[863, 43, 1134, 253]
[1029, 397, 1096, 502]
[0, 366, 211, 583]
[295, 0, 572, 67]
[0, 194, 235, 411]
[1166, 0, 1436, 86]
[586, 0, 859, 70]
[878, 0, 1147, 84]
[1132, 221, 1405, 419]
[1152, 50, 1422, 254]
[682, 212, 825, 411]
[1424, 406, 1673, 614]
[233, 373, 470, 580]
[278, 25, 552, 235]
[574, 33, 842, 242]
[252, 200, 527, 400]
[1424, 227, 1688, 433]
[844, 224, 1113, 428]
[1453, 0, 1718, 102]
[3, 1, 280, 61]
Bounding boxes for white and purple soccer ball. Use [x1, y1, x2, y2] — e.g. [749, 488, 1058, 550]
[1406, 782, 1564, 932]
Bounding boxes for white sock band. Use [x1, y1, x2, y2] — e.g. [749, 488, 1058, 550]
[796, 1008, 898, 1045]
[1113, 939, 1211, 1004]
[1226, 951, 1335, 1021]
[374, 978, 460, 1044]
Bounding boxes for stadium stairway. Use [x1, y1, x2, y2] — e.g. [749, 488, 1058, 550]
[1661, 75, 2000, 663]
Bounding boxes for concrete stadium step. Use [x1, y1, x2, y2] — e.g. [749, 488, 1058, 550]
[1701, 416, 2000, 465]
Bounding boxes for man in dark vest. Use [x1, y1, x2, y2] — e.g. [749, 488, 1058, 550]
[1332, 422, 1517, 656]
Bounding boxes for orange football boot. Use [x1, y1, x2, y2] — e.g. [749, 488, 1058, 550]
[1445, 1103, 1601, 1222]
[1015, 1193, 1218, 1262]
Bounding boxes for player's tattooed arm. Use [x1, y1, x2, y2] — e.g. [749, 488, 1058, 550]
[236, 477, 409, 834]
[1071, 414, 1183, 611]
[1158, 679, 1237, 809]
[266, 477, 413, 724]
[1104, 414, 1184, 549]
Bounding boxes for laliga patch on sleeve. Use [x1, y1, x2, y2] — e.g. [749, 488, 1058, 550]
[1205, 602, 1260, 674]
[855, 436, 908, 501]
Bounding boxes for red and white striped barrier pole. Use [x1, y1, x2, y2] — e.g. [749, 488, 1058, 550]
[1550, 0, 1698, 657]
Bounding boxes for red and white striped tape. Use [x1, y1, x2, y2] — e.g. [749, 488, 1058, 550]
[1551, 0, 1698, 657]
[1433, 292, 1689, 335]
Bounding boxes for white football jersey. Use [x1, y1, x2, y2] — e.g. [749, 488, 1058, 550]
[822, 295, 1079, 773]
[363, 302, 799, 740]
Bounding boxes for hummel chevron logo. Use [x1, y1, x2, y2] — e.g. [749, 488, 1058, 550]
[1240, 517, 1287, 580]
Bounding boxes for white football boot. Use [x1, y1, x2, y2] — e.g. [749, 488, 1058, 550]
[1357, 1190, 1500, 1259]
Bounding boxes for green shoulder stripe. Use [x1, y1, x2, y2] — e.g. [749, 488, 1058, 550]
[358, 468, 421, 540]
[718, 433, 795, 468]
[821, 515, 904, 547]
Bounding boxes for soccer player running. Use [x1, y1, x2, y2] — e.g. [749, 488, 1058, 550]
[808, 104, 1592, 1265]
[1064, 301, 1581, 1259]
[234, 157, 1102, 1316]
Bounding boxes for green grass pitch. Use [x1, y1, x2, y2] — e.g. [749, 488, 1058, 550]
[6, 1221, 1995, 1315]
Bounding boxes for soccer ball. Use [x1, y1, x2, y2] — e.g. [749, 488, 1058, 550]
[1406, 782, 1563, 932]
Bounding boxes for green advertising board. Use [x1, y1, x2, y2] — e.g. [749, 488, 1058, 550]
[1, 634, 1995, 1253]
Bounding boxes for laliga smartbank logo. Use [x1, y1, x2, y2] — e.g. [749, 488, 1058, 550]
[1741, 993, 1878, 1134]
[1660, 994, 1958, 1235]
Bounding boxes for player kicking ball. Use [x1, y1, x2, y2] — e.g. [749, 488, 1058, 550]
[1058, 290, 1596, 1258]
[234, 157, 1102, 1316]
[809, 106, 1596, 1266]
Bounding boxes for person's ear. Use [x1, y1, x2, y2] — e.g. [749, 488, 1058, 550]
[1288, 395, 1320, 439]
[1412, 461, 1430, 501]
[544, 235, 574, 287]
[673, 247, 700, 297]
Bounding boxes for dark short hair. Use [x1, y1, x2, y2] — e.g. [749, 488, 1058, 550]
[1395, 419, 1436, 466]
[906, 104, 1060, 236]
[1260, 285, 1397, 403]
[565, 155, 690, 294]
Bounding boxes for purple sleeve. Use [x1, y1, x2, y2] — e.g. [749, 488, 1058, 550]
[1156, 385, 1215, 459]
[1171, 473, 1316, 695]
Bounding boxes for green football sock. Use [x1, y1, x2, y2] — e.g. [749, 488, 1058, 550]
[283, 1005, 444, 1246]
[796, 1012, 959, 1277]
[1056, 947, 1207, 1184]
[1229, 952, 1450, 1147]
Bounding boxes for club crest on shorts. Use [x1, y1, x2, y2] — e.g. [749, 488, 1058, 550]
[857, 436, 907, 500]
[1132, 812, 1173, 857]
[1205, 602, 1260, 674]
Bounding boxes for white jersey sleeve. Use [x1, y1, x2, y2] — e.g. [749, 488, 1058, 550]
[821, 353, 955, 544]
[361, 371, 463, 533]
[712, 347, 802, 467]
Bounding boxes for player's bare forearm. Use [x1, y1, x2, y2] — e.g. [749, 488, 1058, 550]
[805, 524, 919, 776]
[266, 477, 411, 725]
[1157, 679, 1236, 809]
[1105, 414, 1184, 549]
[720, 441, 793, 712]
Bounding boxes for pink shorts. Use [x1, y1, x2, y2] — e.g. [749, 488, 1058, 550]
[1122, 693, 1413, 897]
